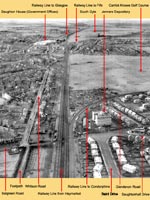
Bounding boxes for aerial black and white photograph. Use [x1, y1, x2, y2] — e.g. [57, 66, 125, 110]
[0, 19, 150, 179]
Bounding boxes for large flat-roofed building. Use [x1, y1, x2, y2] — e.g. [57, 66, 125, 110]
[92, 111, 112, 126]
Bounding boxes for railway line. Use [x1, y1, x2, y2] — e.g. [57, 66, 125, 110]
[14, 27, 148, 178]
[15, 33, 71, 178]
[16, 28, 94, 178]
[54, 38, 69, 177]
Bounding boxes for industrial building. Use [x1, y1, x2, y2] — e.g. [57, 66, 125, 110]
[92, 111, 112, 126]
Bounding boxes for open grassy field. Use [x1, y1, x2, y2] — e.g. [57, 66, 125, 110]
[69, 21, 150, 52]
[68, 22, 143, 43]
[69, 54, 150, 93]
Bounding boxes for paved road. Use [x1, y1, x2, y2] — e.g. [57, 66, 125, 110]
[98, 140, 119, 178]
[69, 91, 146, 177]
[89, 130, 127, 178]
[20, 70, 49, 147]
[18, 70, 49, 177]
